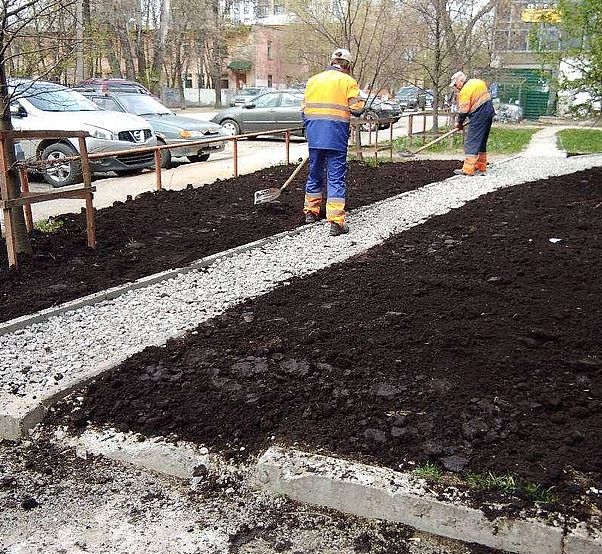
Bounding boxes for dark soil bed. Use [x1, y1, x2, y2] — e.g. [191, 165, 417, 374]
[54, 167, 602, 518]
[0, 160, 457, 323]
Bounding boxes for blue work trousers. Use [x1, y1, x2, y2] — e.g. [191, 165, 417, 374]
[306, 148, 347, 199]
[464, 102, 495, 156]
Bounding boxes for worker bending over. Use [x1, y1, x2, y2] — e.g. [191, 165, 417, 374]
[449, 71, 495, 176]
[302, 48, 364, 236]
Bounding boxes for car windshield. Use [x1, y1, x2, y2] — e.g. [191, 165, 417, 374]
[115, 94, 172, 116]
[238, 88, 262, 97]
[16, 84, 100, 112]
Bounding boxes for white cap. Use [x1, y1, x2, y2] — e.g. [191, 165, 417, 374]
[331, 48, 353, 64]
[449, 71, 466, 87]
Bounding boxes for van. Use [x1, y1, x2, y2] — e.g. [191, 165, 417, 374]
[9, 79, 157, 187]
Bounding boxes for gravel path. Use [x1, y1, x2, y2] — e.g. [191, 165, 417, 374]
[2, 151, 601, 404]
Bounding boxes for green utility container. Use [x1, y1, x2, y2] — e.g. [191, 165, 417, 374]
[495, 69, 552, 119]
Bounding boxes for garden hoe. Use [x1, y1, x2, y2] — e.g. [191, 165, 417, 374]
[401, 127, 461, 158]
[254, 156, 308, 205]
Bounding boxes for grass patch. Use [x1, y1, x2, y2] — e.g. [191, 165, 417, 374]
[465, 471, 558, 504]
[34, 218, 64, 233]
[413, 461, 443, 481]
[392, 126, 538, 155]
[557, 128, 602, 153]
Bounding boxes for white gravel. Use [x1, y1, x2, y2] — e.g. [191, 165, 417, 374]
[1, 153, 601, 403]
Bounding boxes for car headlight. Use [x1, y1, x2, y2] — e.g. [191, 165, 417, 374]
[85, 125, 114, 141]
[179, 130, 204, 138]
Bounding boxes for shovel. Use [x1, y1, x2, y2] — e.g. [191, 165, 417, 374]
[400, 127, 461, 157]
[254, 156, 309, 205]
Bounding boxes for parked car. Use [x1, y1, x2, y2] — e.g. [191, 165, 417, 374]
[9, 79, 156, 187]
[77, 78, 153, 95]
[229, 87, 273, 107]
[76, 89, 229, 168]
[396, 86, 430, 111]
[212, 90, 305, 136]
[358, 93, 402, 131]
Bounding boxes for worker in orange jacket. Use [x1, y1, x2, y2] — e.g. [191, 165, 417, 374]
[449, 71, 496, 176]
[302, 48, 364, 236]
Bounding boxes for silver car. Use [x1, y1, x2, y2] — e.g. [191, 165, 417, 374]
[9, 79, 157, 187]
[77, 90, 229, 168]
[212, 90, 305, 137]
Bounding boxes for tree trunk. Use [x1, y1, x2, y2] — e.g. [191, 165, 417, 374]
[151, 0, 171, 94]
[0, 72, 31, 256]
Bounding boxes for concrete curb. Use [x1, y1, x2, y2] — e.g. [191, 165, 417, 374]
[257, 447, 601, 554]
[0, 153, 528, 337]
[45, 431, 601, 554]
[55, 427, 232, 481]
[0, 227, 312, 337]
[0, 354, 137, 440]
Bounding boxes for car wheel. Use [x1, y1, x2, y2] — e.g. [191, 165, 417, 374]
[221, 119, 240, 136]
[360, 112, 379, 132]
[41, 143, 82, 187]
[188, 153, 210, 163]
[158, 139, 172, 169]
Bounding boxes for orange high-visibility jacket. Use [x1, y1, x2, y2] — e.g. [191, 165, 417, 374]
[457, 79, 491, 116]
[302, 67, 362, 151]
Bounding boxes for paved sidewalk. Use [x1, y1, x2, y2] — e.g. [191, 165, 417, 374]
[522, 125, 567, 158]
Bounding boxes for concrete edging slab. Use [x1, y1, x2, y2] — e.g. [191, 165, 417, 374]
[0, 350, 139, 440]
[256, 446, 602, 554]
[56, 427, 226, 480]
[0, 227, 311, 337]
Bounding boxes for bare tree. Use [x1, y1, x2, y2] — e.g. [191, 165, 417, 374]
[1, 0, 78, 256]
[286, 0, 408, 91]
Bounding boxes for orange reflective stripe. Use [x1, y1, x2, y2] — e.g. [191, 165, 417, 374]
[304, 68, 361, 122]
[305, 102, 350, 111]
[326, 198, 346, 225]
[303, 112, 350, 122]
[462, 156, 477, 174]
[475, 152, 487, 171]
[304, 193, 322, 212]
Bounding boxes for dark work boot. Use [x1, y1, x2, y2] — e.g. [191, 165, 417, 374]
[305, 212, 318, 224]
[329, 222, 349, 236]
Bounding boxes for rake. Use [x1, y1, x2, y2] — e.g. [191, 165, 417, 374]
[253, 157, 308, 205]
[400, 127, 461, 157]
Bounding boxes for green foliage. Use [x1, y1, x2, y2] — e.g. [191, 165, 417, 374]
[557, 129, 602, 153]
[465, 471, 517, 494]
[524, 483, 558, 504]
[392, 127, 539, 155]
[531, 0, 602, 104]
[34, 218, 64, 234]
[466, 471, 558, 504]
[413, 461, 443, 481]
[362, 156, 384, 168]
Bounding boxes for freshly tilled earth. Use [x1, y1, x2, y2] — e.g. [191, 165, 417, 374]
[52, 167, 602, 520]
[0, 160, 458, 322]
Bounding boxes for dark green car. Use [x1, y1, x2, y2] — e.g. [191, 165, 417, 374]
[77, 90, 229, 167]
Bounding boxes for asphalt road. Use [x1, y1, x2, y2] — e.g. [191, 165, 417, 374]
[26, 111, 444, 223]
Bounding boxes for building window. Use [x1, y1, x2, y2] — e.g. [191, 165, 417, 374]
[273, 0, 284, 15]
[185, 74, 193, 88]
[257, 0, 269, 16]
[267, 41, 273, 60]
[267, 74, 273, 87]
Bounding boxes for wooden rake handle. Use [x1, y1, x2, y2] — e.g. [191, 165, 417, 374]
[280, 157, 309, 192]
[410, 127, 460, 155]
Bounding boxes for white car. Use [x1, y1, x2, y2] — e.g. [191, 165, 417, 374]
[9, 79, 157, 187]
